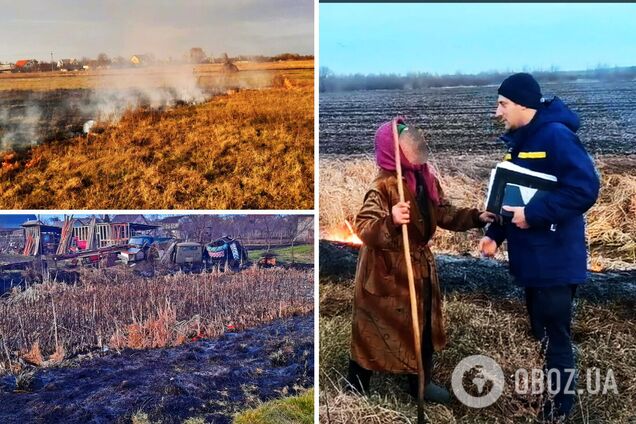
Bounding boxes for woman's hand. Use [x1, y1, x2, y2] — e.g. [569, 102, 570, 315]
[479, 211, 501, 225]
[392, 201, 410, 225]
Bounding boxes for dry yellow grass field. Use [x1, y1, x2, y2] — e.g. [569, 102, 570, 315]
[320, 154, 636, 270]
[0, 60, 314, 91]
[319, 282, 636, 423]
[320, 153, 636, 422]
[0, 61, 313, 209]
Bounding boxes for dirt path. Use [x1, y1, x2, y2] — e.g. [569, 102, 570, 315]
[0, 314, 313, 424]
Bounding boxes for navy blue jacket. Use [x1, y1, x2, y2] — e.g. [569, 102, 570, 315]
[486, 97, 600, 287]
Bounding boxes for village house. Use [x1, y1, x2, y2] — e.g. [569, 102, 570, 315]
[13, 59, 38, 72]
[56, 58, 80, 71]
[154, 216, 191, 239]
[189, 47, 207, 64]
[130, 55, 152, 66]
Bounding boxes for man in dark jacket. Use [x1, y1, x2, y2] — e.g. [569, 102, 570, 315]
[479, 73, 600, 421]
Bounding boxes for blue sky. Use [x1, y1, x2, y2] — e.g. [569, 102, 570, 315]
[320, 3, 636, 75]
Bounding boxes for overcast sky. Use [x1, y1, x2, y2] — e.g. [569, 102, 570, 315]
[0, 0, 313, 62]
[320, 3, 636, 75]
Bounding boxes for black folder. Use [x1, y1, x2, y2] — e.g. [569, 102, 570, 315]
[485, 162, 558, 217]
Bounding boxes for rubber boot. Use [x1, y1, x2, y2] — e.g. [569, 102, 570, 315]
[345, 359, 371, 395]
[408, 374, 451, 405]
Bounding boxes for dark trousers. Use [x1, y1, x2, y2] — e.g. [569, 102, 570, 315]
[525, 285, 577, 418]
[347, 279, 433, 393]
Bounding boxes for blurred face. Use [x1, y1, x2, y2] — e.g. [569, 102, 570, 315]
[399, 128, 428, 165]
[495, 95, 532, 131]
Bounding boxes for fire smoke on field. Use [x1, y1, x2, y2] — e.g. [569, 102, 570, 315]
[0, 65, 275, 152]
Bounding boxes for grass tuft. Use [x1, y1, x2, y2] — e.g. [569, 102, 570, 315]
[234, 388, 314, 424]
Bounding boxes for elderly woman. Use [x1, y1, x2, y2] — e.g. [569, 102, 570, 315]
[347, 118, 496, 403]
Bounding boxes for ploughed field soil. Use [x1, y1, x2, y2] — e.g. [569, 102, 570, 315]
[319, 81, 636, 155]
[0, 314, 313, 424]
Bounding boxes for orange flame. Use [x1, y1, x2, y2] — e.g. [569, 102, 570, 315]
[326, 220, 363, 245]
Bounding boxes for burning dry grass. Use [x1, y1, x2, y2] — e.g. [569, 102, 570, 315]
[0, 68, 313, 209]
[320, 154, 636, 269]
[319, 282, 636, 423]
[0, 268, 313, 373]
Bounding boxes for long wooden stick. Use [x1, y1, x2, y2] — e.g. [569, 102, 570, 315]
[392, 119, 425, 424]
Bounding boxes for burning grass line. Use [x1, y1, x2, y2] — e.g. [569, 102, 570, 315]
[321, 155, 636, 270]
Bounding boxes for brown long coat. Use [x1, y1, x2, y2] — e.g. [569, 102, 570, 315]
[351, 170, 483, 374]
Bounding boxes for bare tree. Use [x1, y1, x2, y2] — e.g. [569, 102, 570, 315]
[255, 216, 274, 251]
[180, 216, 213, 242]
[96, 53, 111, 67]
[287, 216, 314, 264]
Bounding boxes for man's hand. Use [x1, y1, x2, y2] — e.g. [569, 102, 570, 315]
[392, 201, 410, 225]
[502, 205, 529, 229]
[478, 211, 501, 225]
[479, 236, 497, 257]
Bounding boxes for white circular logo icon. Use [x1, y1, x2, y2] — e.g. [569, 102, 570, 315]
[451, 354, 505, 408]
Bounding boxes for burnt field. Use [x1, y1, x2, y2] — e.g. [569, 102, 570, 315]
[0, 87, 219, 152]
[0, 89, 93, 150]
[0, 61, 314, 209]
[0, 314, 313, 424]
[319, 81, 636, 155]
[0, 268, 314, 422]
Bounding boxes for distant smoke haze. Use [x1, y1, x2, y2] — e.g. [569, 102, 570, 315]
[0, 0, 313, 62]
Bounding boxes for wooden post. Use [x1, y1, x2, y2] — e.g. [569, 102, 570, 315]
[392, 118, 426, 424]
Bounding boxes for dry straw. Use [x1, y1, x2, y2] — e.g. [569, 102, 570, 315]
[320, 155, 636, 269]
[319, 283, 636, 423]
[0, 268, 313, 371]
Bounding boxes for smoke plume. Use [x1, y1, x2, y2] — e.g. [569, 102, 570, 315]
[0, 64, 272, 152]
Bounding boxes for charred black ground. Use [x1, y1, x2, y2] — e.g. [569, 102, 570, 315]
[319, 240, 636, 304]
[0, 313, 313, 424]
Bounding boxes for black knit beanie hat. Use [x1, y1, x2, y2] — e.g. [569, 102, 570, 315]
[498, 73, 543, 109]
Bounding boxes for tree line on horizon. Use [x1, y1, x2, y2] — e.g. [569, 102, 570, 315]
[319, 65, 636, 92]
[1, 51, 314, 73]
